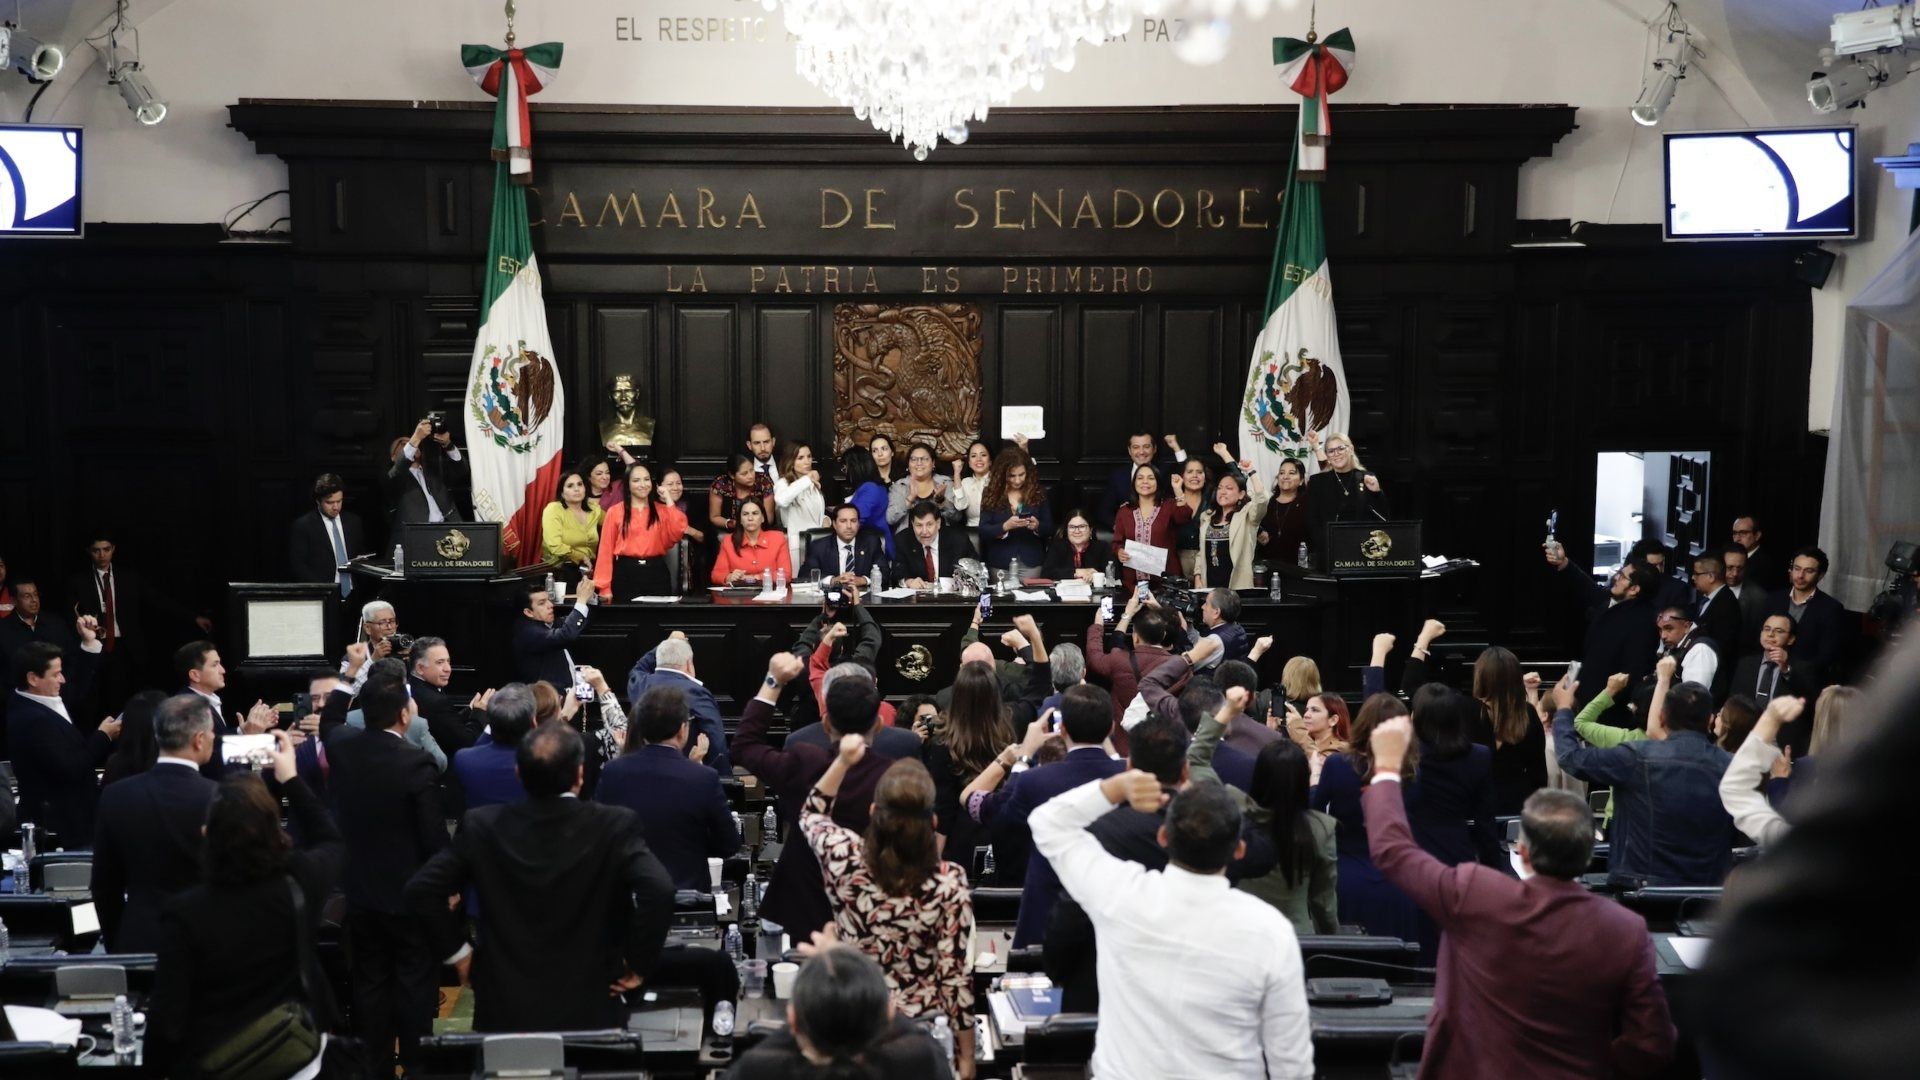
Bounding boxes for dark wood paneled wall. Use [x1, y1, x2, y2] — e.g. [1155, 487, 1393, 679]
[0, 104, 1822, 661]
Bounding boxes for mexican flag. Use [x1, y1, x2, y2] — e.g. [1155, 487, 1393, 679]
[461, 43, 565, 565]
[1240, 30, 1354, 481]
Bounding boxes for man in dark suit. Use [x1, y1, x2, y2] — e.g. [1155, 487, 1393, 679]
[1689, 554, 1745, 671]
[783, 665, 924, 760]
[288, 473, 365, 650]
[0, 578, 77, 667]
[406, 723, 676, 1033]
[969, 684, 1126, 947]
[1766, 546, 1847, 691]
[1721, 546, 1771, 655]
[1728, 615, 1823, 754]
[625, 634, 731, 775]
[1094, 431, 1183, 530]
[595, 684, 741, 890]
[68, 533, 210, 711]
[1365, 716, 1676, 1077]
[891, 501, 974, 588]
[1627, 539, 1691, 614]
[512, 576, 591, 691]
[800, 504, 889, 588]
[321, 658, 447, 1076]
[451, 683, 534, 810]
[1732, 515, 1787, 594]
[7, 636, 117, 844]
[732, 651, 896, 939]
[385, 418, 470, 528]
[92, 694, 219, 953]
[1546, 551, 1660, 725]
[408, 636, 479, 753]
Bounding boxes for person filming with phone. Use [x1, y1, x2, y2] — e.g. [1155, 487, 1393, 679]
[386, 414, 469, 528]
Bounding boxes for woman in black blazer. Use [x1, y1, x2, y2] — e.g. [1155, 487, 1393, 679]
[1040, 508, 1113, 582]
[150, 732, 346, 1076]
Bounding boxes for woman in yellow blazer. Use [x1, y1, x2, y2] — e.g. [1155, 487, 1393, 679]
[542, 468, 604, 581]
[1194, 463, 1271, 591]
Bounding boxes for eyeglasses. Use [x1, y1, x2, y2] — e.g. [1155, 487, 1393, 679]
[1325, 445, 1350, 455]
[368, 618, 397, 628]
[1067, 522, 1091, 530]
[1690, 570, 1715, 579]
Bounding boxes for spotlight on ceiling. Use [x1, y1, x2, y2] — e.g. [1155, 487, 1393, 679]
[110, 61, 166, 125]
[1830, 3, 1918, 57]
[1809, 52, 1909, 112]
[0, 25, 66, 82]
[1632, 15, 1695, 126]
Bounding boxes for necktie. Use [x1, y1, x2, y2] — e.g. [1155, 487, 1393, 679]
[1756, 662, 1777, 705]
[925, 547, 937, 582]
[327, 516, 352, 597]
[842, 543, 853, 575]
[100, 570, 117, 652]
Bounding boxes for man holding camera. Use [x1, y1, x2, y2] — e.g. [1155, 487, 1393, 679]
[386, 416, 469, 528]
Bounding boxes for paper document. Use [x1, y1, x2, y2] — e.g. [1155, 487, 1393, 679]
[752, 588, 790, 602]
[1667, 936, 1711, 970]
[1123, 540, 1168, 577]
[1000, 405, 1046, 439]
[1013, 590, 1052, 603]
[877, 587, 919, 599]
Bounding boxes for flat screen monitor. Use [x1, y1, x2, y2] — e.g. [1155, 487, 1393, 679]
[1663, 126, 1856, 241]
[0, 123, 82, 238]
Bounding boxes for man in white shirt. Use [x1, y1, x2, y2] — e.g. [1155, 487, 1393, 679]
[6, 632, 120, 842]
[1652, 607, 1722, 702]
[386, 417, 469, 527]
[174, 640, 277, 741]
[1030, 771, 1313, 1080]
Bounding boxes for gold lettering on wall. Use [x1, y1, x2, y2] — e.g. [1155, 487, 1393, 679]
[1031, 190, 1065, 229]
[995, 265, 1154, 294]
[656, 193, 687, 229]
[863, 188, 895, 230]
[1149, 189, 1186, 228]
[666, 265, 708, 292]
[596, 191, 647, 228]
[696, 187, 727, 228]
[1238, 187, 1272, 229]
[558, 191, 586, 227]
[1071, 193, 1102, 228]
[1112, 190, 1145, 229]
[952, 189, 980, 229]
[736, 192, 766, 229]
[993, 189, 1024, 230]
[821, 189, 854, 229]
[1195, 189, 1226, 229]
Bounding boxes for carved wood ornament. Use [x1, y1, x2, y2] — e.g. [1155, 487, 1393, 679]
[833, 302, 983, 462]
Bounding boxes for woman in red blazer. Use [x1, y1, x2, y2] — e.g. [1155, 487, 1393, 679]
[712, 500, 793, 586]
[1112, 463, 1192, 593]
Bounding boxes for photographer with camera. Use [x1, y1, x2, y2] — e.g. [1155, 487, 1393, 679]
[386, 414, 469, 528]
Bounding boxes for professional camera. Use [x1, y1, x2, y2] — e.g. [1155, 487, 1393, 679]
[427, 411, 448, 435]
[1869, 540, 1918, 637]
[1148, 579, 1204, 624]
[386, 633, 417, 657]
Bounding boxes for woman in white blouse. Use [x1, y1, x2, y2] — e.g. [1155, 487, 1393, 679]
[948, 438, 994, 529]
[774, 440, 828, 569]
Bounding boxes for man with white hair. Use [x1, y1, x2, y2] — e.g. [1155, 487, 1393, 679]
[357, 599, 405, 661]
[625, 632, 729, 774]
[1044, 642, 1087, 715]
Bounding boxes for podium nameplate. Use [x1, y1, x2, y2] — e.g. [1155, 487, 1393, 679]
[400, 522, 505, 578]
[1325, 520, 1423, 578]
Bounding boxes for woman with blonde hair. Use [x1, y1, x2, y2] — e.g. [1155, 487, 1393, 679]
[803, 739, 978, 1079]
[1304, 430, 1386, 567]
[1280, 656, 1323, 712]
[773, 440, 828, 570]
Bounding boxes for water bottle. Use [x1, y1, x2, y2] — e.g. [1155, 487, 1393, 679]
[724, 923, 744, 962]
[10, 861, 25, 896]
[111, 995, 136, 1057]
[741, 872, 758, 921]
[545, 571, 561, 605]
[1296, 541, 1311, 569]
[1105, 558, 1119, 584]
[762, 804, 778, 839]
[981, 845, 997, 878]
[730, 811, 743, 838]
[1269, 568, 1284, 602]
[775, 567, 788, 592]
[711, 999, 736, 1038]
[20, 823, 35, 867]
[392, 543, 406, 577]
[761, 568, 772, 593]
[0, 915, 11, 963]
[931, 1016, 956, 1074]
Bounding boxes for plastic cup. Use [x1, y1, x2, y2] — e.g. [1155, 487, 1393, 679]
[937, 577, 953, 594]
[771, 961, 800, 999]
[743, 959, 768, 997]
[708, 857, 724, 889]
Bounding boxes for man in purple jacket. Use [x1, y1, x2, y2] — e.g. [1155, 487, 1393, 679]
[1363, 716, 1676, 1079]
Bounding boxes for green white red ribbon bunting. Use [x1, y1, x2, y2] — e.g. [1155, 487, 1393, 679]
[460, 42, 563, 183]
[1273, 29, 1354, 180]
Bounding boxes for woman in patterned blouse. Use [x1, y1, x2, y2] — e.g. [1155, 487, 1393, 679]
[801, 735, 978, 1079]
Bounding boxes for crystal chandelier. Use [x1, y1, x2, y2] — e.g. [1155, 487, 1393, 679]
[763, 0, 1144, 159]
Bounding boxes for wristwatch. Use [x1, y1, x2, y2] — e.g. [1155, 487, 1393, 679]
[763, 674, 779, 689]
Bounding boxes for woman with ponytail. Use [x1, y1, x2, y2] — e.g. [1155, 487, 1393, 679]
[724, 945, 949, 1078]
[800, 737, 978, 1078]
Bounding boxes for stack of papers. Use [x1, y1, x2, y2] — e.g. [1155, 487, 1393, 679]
[751, 588, 789, 602]
[876, 587, 920, 600]
[1013, 589, 1052, 603]
[1053, 581, 1093, 602]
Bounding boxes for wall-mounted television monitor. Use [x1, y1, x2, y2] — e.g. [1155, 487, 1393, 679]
[1663, 126, 1856, 241]
[0, 123, 83, 238]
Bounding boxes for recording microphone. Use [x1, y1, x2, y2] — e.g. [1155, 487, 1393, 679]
[1364, 474, 1388, 522]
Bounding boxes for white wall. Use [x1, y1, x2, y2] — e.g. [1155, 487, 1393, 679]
[0, 0, 1894, 431]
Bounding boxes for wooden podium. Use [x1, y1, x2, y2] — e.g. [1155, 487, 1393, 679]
[397, 522, 506, 579]
[1325, 520, 1424, 578]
